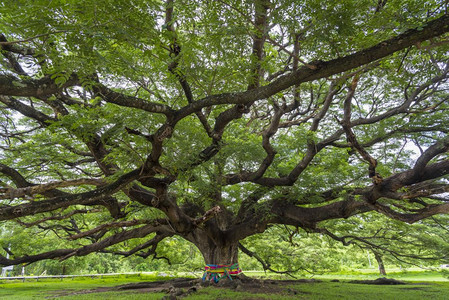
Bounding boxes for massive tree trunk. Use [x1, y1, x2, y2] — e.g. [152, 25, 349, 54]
[196, 241, 239, 266]
[186, 227, 242, 283]
[187, 227, 239, 265]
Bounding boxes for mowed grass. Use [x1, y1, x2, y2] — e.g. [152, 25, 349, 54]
[1, 271, 449, 299]
[0, 274, 170, 299]
[186, 281, 449, 300]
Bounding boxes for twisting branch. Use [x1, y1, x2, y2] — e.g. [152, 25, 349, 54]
[0, 168, 140, 221]
[0, 163, 32, 188]
[373, 201, 449, 224]
[413, 137, 449, 173]
[339, 75, 382, 184]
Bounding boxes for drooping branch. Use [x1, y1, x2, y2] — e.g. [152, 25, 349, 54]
[102, 231, 174, 258]
[0, 169, 140, 221]
[0, 74, 78, 97]
[373, 201, 449, 224]
[68, 219, 167, 240]
[60, 223, 172, 261]
[315, 226, 442, 261]
[239, 242, 299, 277]
[0, 222, 171, 266]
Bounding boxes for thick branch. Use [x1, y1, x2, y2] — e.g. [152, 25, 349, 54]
[270, 197, 372, 229]
[0, 163, 31, 188]
[0, 178, 105, 200]
[0, 222, 169, 266]
[0, 169, 140, 221]
[0, 96, 55, 125]
[0, 74, 77, 97]
[92, 84, 174, 117]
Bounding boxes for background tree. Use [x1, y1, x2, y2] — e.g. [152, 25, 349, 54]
[1, 0, 449, 279]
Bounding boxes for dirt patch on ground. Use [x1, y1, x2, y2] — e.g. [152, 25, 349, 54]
[48, 276, 413, 298]
[47, 276, 322, 299]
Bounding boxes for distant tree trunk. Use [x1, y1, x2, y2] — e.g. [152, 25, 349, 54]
[373, 252, 386, 276]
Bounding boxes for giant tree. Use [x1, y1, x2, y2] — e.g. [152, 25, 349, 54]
[1, 0, 449, 281]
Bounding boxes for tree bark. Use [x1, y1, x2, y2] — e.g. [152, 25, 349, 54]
[187, 229, 241, 283]
[374, 252, 387, 276]
[190, 232, 239, 265]
[199, 243, 239, 265]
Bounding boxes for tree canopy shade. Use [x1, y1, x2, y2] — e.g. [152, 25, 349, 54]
[1, 0, 449, 275]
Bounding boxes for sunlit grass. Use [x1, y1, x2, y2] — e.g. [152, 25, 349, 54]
[0, 273, 171, 299]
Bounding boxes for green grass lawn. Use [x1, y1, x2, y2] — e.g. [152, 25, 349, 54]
[0, 274, 169, 300]
[186, 281, 449, 300]
[1, 271, 449, 299]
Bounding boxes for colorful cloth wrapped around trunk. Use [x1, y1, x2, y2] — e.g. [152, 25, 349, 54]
[202, 263, 242, 283]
